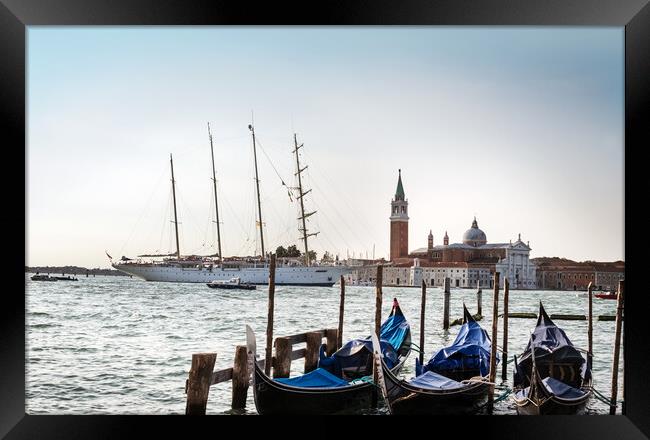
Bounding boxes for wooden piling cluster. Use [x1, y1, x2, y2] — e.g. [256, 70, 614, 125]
[184, 327, 339, 414]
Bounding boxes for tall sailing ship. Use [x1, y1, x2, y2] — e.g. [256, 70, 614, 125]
[111, 123, 351, 286]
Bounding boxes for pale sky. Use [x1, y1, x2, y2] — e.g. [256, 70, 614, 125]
[27, 27, 624, 269]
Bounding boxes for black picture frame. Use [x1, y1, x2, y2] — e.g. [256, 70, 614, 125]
[3, 0, 648, 438]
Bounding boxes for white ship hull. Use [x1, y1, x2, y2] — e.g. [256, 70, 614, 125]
[112, 263, 351, 286]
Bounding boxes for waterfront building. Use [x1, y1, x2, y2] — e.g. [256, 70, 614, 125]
[534, 258, 624, 291]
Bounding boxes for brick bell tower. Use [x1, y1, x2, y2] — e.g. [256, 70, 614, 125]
[390, 169, 409, 261]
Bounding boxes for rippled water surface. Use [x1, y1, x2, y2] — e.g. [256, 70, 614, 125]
[26, 274, 624, 414]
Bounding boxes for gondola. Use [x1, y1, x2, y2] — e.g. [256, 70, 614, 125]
[511, 302, 592, 415]
[246, 298, 411, 415]
[372, 304, 496, 415]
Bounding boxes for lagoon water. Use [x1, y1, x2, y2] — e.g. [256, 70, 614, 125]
[26, 274, 624, 414]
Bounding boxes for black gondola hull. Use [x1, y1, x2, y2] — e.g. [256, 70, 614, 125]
[379, 358, 489, 415]
[252, 361, 374, 415]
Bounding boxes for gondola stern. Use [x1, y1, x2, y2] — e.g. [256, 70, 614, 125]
[462, 303, 474, 324]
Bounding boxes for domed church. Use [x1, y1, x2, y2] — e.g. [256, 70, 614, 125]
[462, 218, 487, 247]
[388, 170, 536, 289]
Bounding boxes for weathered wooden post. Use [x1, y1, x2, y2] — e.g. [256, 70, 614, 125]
[338, 275, 345, 349]
[443, 277, 451, 330]
[610, 280, 625, 415]
[185, 353, 217, 415]
[487, 271, 500, 412]
[420, 279, 427, 365]
[477, 285, 483, 316]
[325, 328, 338, 356]
[304, 332, 322, 373]
[501, 278, 509, 382]
[587, 282, 593, 356]
[372, 264, 383, 408]
[375, 265, 383, 337]
[264, 254, 276, 375]
[273, 336, 292, 378]
[231, 345, 249, 410]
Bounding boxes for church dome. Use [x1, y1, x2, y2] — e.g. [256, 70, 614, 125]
[462, 217, 487, 247]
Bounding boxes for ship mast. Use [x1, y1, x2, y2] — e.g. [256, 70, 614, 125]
[248, 123, 265, 259]
[293, 134, 319, 266]
[170, 154, 181, 260]
[207, 123, 223, 263]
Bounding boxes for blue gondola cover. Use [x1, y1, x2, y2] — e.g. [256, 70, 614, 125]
[274, 367, 351, 388]
[408, 371, 466, 390]
[541, 377, 587, 400]
[513, 377, 587, 401]
[423, 309, 496, 377]
[318, 300, 410, 379]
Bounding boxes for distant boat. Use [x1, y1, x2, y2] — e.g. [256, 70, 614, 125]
[30, 274, 58, 281]
[54, 275, 78, 281]
[595, 292, 618, 300]
[206, 277, 256, 290]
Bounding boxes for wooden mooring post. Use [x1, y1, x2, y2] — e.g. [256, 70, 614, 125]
[325, 328, 338, 356]
[231, 345, 249, 410]
[477, 285, 482, 317]
[304, 332, 322, 373]
[264, 254, 276, 376]
[375, 264, 383, 337]
[487, 272, 500, 412]
[419, 279, 426, 366]
[273, 336, 292, 378]
[185, 353, 217, 415]
[338, 275, 345, 349]
[587, 282, 593, 356]
[610, 280, 625, 415]
[501, 278, 509, 382]
[443, 277, 451, 330]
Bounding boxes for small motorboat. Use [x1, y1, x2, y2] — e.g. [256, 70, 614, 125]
[595, 291, 618, 300]
[54, 275, 78, 281]
[30, 274, 58, 281]
[206, 277, 256, 290]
